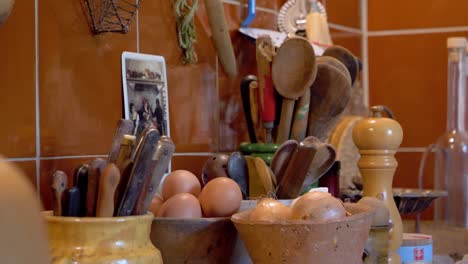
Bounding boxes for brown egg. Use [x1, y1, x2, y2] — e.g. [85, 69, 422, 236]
[156, 193, 202, 218]
[149, 195, 164, 216]
[162, 170, 201, 200]
[199, 177, 242, 217]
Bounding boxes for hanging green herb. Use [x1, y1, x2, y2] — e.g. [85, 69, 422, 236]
[174, 0, 198, 64]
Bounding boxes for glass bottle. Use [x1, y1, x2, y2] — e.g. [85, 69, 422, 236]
[433, 37, 468, 228]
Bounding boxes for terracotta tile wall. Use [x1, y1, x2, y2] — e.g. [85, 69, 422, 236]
[0, 0, 361, 209]
[364, 1, 468, 218]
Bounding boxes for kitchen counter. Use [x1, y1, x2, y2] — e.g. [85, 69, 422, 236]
[403, 220, 468, 263]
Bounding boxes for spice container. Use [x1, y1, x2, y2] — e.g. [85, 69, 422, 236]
[44, 211, 162, 264]
[398, 233, 433, 264]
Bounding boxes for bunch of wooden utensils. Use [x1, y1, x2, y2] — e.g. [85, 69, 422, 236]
[243, 35, 359, 144]
[50, 119, 175, 217]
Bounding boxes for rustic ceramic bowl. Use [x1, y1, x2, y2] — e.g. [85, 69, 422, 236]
[231, 203, 373, 264]
[44, 211, 162, 264]
[150, 217, 237, 263]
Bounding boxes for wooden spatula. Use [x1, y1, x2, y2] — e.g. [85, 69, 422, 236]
[270, 139, 298, 185]
[323, 45, 359, 85]
[96, 164, 121, 217]
[51, 170, 68, 216]
[307, 56, 352, 141]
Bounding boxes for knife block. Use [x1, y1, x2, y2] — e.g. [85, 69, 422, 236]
[352, 106, 403, 264]
[44, 212, 162, 264]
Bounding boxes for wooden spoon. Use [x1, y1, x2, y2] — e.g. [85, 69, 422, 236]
[272, 36, 317, 143]
[307, 56, 352, 141]
[323, 45, 359, 85]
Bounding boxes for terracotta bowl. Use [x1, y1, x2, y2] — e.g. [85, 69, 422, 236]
[231, 204, 373, 264]
[150, 217, 237, 264]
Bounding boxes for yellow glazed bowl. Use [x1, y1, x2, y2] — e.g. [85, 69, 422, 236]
[43, 211, 162, 264]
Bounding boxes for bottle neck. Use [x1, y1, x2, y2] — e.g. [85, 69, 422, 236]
[446, 47, 466, 132]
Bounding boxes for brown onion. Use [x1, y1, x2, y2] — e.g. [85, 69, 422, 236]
[291, 192, 346, 222]
[249, 198, 292, 221]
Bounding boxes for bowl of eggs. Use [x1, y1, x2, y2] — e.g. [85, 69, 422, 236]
[231, 192, 374, 264]
[149, 170, 243, 263]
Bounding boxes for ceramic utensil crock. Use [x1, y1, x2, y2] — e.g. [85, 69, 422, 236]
[44, 212, 162, 263]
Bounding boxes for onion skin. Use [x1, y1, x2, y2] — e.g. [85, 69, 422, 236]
[291, 192, 346, 222]
[249, 198, 292, 221]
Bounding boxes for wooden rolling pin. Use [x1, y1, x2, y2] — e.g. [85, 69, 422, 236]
[204, 0, 237, 77]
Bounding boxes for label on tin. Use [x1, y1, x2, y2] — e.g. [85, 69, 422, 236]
[398, 245, 432, 264]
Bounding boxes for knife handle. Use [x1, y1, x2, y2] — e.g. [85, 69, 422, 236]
[115, 135, 135, 171]
[108, 119, 134, 163]
[114, 160, 133, 215]
[86, 158, 107, 217]
[133, 137, 175, 215]
[117, 129, 160, 216]
[96, 164, 121, 217]
[62, 187, 80, 217]
[73, 164, 89, 216]
[51, 171, 68, 216]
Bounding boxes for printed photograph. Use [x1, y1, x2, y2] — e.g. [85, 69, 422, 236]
[121, 52, 170, 139]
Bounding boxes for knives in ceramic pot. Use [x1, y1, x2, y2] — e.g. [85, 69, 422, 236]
[96, 164, 121, 217]
[86, 158, 107, 216]
[61, 187, 80, 217]
[51, 170, 68, 216]
[73, 164, 89, 216]
[130, 126, 154, 161]
[114, 160, 133, 215]
[108, 119, 134, 164]
[117, 128, 161, 216]
[133, 136, 175, 215]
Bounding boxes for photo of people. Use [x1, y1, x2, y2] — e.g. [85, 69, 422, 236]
[122, 52, 170, 139]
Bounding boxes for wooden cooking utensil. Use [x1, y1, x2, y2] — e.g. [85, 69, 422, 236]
[133, 136, 175, 215]
[323, 45, 359, 85]
[86, 159, 107, 216]
[299, 136, 336, 193]
[240, 75, 258, 143]
[108, 119, 134, 163]
[227, 152, 249, 199]
[270, 139, 298, 185]
[307, 56, 352, 141]
[62, 187, 81, 217]
[245, 156, 263, 198]
[276, 140, 317, 199]
[253, 157, 275, 195]
[249, 80, 265, 142]
[256, 35, 276, 143]
[204, 0, 237, 77]
[117, 129, 160, 216]
[73, 164, 89, 216]
[291, 88, 311, 141]
[96, 164, 121, 217]
[51, 170, 68, 216]
[272, 36, 317, 143]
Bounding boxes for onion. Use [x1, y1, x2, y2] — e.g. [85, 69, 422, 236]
[358, 197, 390, 226]
[249, 198, 292, 221]
[291, 192, 346, 222]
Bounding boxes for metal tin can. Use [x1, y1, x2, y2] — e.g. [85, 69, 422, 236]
[398, 233, 433, 264]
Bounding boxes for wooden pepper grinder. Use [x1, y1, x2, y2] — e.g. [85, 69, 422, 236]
[352, 105, 403, 264]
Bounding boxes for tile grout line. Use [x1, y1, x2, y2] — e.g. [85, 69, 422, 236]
[368, 26, 468, 37]
[35, 0, 41, 193]
[329, 23, 362, 34]
[136, 3, 140, 53]
[360, 0, 369, 107]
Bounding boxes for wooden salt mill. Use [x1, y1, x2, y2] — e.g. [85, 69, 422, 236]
[352, 105, 403, 264]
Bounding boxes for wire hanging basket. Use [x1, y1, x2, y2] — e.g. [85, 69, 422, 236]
[84, 0, 141, 34]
